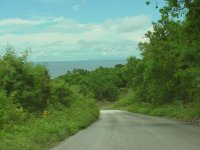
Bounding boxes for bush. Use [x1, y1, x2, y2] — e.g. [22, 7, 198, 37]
[0, 48, 51, 112]
[58, 67, 122, 102]
[50, 80, 75, 107]
[0, 95, 99, 150]
[0, 90, 26, 129]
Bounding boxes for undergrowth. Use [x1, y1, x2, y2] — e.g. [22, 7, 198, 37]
[113, 90, 200, 121]
[0, 98, 99, 150]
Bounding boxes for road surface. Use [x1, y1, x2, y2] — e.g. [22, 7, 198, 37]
[52, 110, 200, 150]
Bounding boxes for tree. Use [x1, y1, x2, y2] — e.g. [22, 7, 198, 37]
[0, 47, 51, 112]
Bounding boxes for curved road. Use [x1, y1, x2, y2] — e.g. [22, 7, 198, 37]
[52, 110, 200, 150]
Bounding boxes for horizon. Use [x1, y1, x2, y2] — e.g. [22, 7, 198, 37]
[35, 59, 128, 78]
[33, 58, 128, 62]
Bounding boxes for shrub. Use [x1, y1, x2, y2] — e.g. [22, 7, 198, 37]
[0, 90, 26, 129]
[0, 48, 51, 112]
[50, 80, 75, 107]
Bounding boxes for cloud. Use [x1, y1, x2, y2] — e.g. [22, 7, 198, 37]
[0, 16, 151, 61]
[0, 18, 46, 26]
[104, 16, 151, 33]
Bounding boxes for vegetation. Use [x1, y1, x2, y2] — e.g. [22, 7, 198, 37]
[58, 65, 126, 102]
[0, 47, 99, 149]
[113, 0, 200, 120]
[113, 90, 200, 120]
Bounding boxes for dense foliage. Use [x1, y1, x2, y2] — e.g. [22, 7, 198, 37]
[113, 0, 200, 119]
[130, 0, 200, 105]
[58, 65, 126, 102]
[0, 47, 99, 149]
[0, 47, 50, 112]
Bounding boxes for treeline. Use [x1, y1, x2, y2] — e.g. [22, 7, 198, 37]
[58, 65, 127, 102]
[0, 47, 99, 149]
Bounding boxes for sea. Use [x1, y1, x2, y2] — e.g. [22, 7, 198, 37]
[35, 60, 127, 78]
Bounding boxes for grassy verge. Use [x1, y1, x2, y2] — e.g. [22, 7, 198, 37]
[98, 101, 114, 110]
[113, 90, 200, 122]
[0, 98, 99, 150]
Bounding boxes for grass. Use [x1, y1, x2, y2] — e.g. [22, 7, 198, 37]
[98, 101, 114, 110]
[0, 98, 99, 150]
[113, 90, 200, 122]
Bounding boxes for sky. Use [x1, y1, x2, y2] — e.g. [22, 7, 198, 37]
[0, 0, 165, 61]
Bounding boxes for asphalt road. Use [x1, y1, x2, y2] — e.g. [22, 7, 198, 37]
[52, 110, 200, 150]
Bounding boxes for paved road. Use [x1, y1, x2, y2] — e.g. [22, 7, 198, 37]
[52, 110, 200, 150]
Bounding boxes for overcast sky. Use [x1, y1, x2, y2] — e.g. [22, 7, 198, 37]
[0, 0, 165, 61]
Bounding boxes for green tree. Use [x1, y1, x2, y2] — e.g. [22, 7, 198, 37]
[0, 47, 50, 112]
[50, 80, 74, 107]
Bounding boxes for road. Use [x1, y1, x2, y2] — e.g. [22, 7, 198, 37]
[52, 110, 200, 150]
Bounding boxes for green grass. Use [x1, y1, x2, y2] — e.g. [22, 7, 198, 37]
[0, 98, 99, 150]
[113, 90, 200, 122]
[98, 101, 114, 110]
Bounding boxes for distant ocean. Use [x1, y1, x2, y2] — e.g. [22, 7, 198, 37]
[35, 60, 127, 78]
